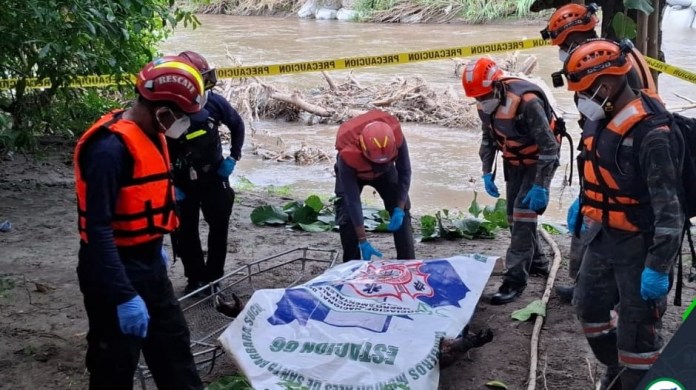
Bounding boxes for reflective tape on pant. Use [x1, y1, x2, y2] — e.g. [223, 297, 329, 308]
[512, 208, 538, 223]
[581, 319, 617, 338]
[618, 349, 661, 370]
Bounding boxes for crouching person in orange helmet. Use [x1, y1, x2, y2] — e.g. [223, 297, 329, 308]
[557, 39, 684, 390]
[463, 58, 560, 305]
[333, 110, 415, 262]
[74, 56, 208, 389]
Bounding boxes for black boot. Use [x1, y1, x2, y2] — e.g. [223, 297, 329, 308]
[598, 366, 622, 390]
[555, 285, 574, 304]
[490, 283, 526, 305]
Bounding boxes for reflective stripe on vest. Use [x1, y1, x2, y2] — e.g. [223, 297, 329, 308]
[580, 93, 665, 232]
[335, 110, 404, 180]
[74, 110, 178, 247]
[479, 78, 557, 166]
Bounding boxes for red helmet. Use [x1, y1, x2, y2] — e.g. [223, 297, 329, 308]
[541, 3, 599, 46]
[135, 56, 207, 115]
[462, 58, 503, 98]
[179, 50, 217, 90]
[563, 39, 632, 92]
[359, 121, 397, 164]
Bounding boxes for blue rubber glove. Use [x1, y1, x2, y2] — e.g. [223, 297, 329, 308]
[387, 207, 405, 232]
[640, 267, 670, 300]
[217, 157, 236, 178]
[567, 199, 579, 233]
[161, 247, 169, 268]
[116, 295, 150, 338]
[482, 173, 500, 198]
[359, 240, 383, 261]
[522, 184, 549, 212]
[174, 186, 186, 202]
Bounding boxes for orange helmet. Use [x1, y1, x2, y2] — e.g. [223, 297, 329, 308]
[178, 50, 217, 90]
[541, 3, 599, 46]
[136, 56, 207, 115]
[462, 58, 503, 98]
[359, 121, 397, 164]
[562, 39, 632, 92]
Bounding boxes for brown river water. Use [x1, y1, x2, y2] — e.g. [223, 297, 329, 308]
[160, 15, 696, 224]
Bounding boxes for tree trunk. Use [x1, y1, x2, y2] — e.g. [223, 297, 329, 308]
[637, 11, 649, 54]
[647, 0, 661, 88]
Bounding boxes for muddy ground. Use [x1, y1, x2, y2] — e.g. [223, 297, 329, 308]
[1, 144, 694, 390]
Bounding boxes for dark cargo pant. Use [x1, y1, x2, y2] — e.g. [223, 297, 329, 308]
[502, 164, 547, 287]
[78, 246, 203, 390]
[573, 227, 667, 390]
[173, 178, 234, 284]
[335, 166, 415, 262]
[568, 216, 594, 280]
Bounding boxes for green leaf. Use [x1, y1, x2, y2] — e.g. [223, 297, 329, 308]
[420, 215, 439, 241]
[282, 201, 302, 215]
[623, 0, 655, 15]
[250, 206, 288, 226]
[483, 198, 508, 229]
[298, 222, 332, 232]
[511, 299, 546, 322]
[541, 223, 563, 235]
[611, 12, 637, 40]
[38, 43, 52, 59]
[206, 374, 253, 390]
[317, 214, 335, 225]
[304, 195, 324, 213]
[291, 205, 318, 225]
[468, 191, 482, 218]
[485, 380, 509, 389]
[362, 207, 382, 220]
[377, 209, 391, 222]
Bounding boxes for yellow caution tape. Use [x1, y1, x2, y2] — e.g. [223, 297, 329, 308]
[0, 38, 550, 91]
[1, 37, 695, 90]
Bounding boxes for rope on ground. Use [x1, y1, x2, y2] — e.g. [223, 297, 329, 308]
[527, 229, 563, 390]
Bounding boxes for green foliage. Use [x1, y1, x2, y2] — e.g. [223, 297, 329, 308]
[540, 222, 563, 235]
[624, 0, 655, 15]
[419, 197, 508, 242]
[206, 374, 253, 390]
[250, 195, 392, 233]
[0, 0, 199, 148]
[611, 12, 637, 40]
[354, 0, 536, 23]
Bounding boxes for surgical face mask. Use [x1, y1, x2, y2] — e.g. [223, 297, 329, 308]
[558, 49, 569, 62]
[478, 98, 500, 115]
[577, 87, 609, 122]
[157, 108, 191, 139]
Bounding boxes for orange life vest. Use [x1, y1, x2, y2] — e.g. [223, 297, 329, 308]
[479, 78, 560, 166]
[74, 110, 178, 247]
[335, 110, 404, 180]
[580, 91, 668, 232]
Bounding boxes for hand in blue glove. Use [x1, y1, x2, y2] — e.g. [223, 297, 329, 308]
[387, 207, 405, 232]
[217, 157, 236, 178]
[359, 240, 383, 261]
[522, 184, 549, 212]
[566, 198, 588, 234]
[482, 173, 500, 198]
[174, 186, 186, 203]
[640, 267, 670, 300]
[117, 295, 150, 338]
[161, 247, 169, 268]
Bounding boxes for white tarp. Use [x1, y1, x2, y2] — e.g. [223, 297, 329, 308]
[218, 254, 497, 390]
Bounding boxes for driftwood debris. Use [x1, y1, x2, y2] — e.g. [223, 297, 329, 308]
[214, 52, 541, 165]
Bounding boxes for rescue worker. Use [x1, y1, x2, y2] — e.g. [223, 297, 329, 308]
[74, 56, 207, 389]
[463, 58, 560, 305]
[542, 2, 659, 303]
[167, 50, 245, 296]
[559, 39, 684, 389]
[334, 110, 415, 262]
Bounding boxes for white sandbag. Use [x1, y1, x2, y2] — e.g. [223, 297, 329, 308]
[336, 8, 357, 21]
[662, 7, 695, 28]
[298, 0, 317, 18]
[315, 8, 338, 20]
[342, 0, 356, 8]
[667, 0, 693, 7]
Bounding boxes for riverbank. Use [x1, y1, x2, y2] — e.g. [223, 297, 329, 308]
[1, 144, 694, 389]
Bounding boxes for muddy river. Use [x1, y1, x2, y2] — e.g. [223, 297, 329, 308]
[160, 15, 696, 224]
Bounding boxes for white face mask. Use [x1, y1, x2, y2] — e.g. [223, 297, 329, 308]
[577, 87, 609, 122]
[558, 49, 569, 62]
[478, 98, 500, 115]
[158, 108, 191, 139]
